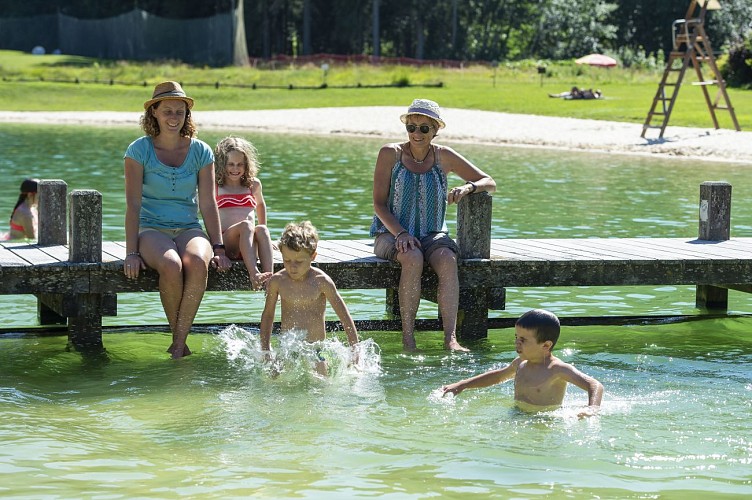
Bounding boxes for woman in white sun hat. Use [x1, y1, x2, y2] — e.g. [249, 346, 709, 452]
[370, 98, 496, 352]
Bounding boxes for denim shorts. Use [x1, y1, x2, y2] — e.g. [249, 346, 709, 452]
[373, 231, 459, 262]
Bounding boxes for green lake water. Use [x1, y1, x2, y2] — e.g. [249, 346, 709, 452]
[1, 123, 751, 498]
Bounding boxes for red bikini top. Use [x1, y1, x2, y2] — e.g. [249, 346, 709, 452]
[216, 185, 257, 210]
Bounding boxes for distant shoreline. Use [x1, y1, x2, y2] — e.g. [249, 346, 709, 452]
[1, 108, 751, 163]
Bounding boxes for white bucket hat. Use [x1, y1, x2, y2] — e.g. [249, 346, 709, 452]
[400, 98, 446, 129]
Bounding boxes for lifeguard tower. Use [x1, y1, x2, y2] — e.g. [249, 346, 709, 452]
[641, 0, 740, 138]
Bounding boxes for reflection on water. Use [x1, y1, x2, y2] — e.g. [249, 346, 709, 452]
[1, 125, 752, 496]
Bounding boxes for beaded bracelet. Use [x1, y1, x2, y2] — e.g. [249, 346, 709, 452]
[126, 251, 140, 257]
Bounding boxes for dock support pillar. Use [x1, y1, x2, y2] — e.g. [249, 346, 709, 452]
[36, 180, 68, 326]
[696, 181, 731, 310]
[68, 190, 105, 354]
[456, 192, 493, 340]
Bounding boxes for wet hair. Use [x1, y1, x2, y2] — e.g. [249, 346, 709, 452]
[214, 136, 260, 188]
[12, 178, 39, 214]
[279, 221, 319, 255]
[516, 309, 561, 347]
[139, 100, 196, 138]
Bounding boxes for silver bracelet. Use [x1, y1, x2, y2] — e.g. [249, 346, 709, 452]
[395, 230, 408, 239]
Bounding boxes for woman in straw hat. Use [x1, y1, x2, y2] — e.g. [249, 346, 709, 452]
[370, 98, 496, 352]
[123, 81, 231, 359]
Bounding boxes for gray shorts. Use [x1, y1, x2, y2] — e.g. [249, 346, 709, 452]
[373, 231, 459, 262]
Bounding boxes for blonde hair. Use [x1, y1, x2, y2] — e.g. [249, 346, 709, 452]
[214, 136, 260, 188]
[279, 221, 319, 255]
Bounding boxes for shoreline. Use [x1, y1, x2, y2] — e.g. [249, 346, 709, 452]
[1, 107, 751, 163]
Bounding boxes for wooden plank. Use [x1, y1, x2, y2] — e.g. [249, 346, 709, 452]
[519, 239, 634, 260]
[629, 238, 747, 259]
[490, 240, 571, 261]
[7, 244, 59, 265]
[315, 240, 367, 261]
[567, 238, 668, 260]
[0, 244, 30, 267]
[102, 241, 126, 262]
[552, 239, 660, 260]
[325, 239, 379, 260]
[36, 244, 69, 263]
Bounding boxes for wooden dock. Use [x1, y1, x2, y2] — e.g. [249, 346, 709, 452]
[1, 180, 749, 352]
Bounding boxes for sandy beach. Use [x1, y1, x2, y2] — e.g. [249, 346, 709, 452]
[1, 107, 750, 163]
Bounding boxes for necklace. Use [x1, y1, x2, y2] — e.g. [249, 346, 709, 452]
[408, 144, 431, 164]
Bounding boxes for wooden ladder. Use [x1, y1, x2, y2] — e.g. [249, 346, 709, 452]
[641, 0, 741, 138]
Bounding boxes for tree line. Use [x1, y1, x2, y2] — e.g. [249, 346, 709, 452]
[2, 0, 751, 64]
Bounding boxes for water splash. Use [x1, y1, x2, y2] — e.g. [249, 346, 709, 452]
[216, 325, 382, 381]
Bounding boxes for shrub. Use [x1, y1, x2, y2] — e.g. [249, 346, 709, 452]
[720, 31, 752, 89]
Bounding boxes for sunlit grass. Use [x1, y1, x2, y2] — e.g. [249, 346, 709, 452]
[0, 49, 749, 129]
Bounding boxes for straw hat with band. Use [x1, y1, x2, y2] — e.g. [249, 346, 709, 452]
[143, 81, 194, 110]
[400, 98, 445, 129]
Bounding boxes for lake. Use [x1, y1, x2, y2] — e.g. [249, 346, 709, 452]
[1, 123, 750, 498]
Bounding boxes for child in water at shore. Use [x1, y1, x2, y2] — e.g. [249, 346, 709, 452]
[440, 309, 603, 417]
[214, 136, 274, 290]
[260, 221, 360, 375]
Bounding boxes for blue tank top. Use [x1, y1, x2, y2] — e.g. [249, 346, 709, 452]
[370, 145, 449, 238]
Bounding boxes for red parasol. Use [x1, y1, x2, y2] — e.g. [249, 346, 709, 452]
[575, 54, 618, 67]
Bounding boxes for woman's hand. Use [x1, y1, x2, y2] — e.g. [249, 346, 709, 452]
[123, 253, 145, 279]
[448, 183, 474, 205]
[395, 232, 419, 253]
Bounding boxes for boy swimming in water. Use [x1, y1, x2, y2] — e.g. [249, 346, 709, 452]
[440, 309, 603, 417]
[260, 221, 359, 375]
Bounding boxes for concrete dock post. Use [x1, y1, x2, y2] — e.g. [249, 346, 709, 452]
[37, 180, 68, 325]
[67, 190, 105, 353]
[696, 181, 731, 310]
[456, 192, 493, 339]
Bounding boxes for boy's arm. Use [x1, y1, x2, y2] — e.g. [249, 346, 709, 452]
[321, 275, 359, 346]
[260, 277, 280, 351]
[558, 363, 604, 407]
[440, 358, 520, 396]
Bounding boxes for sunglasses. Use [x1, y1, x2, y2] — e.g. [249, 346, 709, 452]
[406, 124, 432, 134]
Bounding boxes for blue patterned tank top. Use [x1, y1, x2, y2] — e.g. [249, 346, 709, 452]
[370, 145, 449, 238]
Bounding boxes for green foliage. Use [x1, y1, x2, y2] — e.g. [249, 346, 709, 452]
[614, 46, 664, 70]
[720, 31, 752, 89]
[531, 0, 618, 59]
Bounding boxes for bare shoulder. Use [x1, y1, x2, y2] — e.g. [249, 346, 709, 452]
[251, 177, 262, 189]
[268, 269, 288, 287]
[550, 356, 588, 377]
[310, 267, 336, 287]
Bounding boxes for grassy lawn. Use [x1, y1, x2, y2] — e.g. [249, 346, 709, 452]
[0, 49, 749, 129]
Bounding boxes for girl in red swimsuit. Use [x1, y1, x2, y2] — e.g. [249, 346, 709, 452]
[215, 136, 274, 290]
[5, 178, 39, 240]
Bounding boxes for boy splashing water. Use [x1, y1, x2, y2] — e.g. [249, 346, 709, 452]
[260, 221, 360, 375]
[440, 309, 603, 417]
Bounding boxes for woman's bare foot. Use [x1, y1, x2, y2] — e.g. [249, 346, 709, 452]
[445, 339, 470, 352]
[402, 334, 419, 352]
[167, 343, 192, 358]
